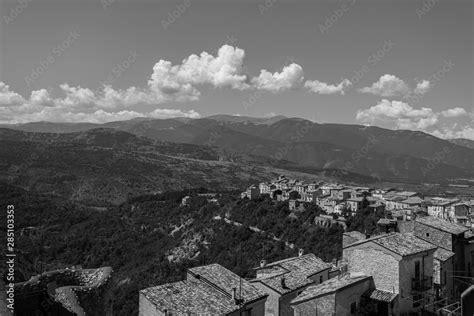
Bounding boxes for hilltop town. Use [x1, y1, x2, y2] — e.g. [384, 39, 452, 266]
[139, 175, 474, 315]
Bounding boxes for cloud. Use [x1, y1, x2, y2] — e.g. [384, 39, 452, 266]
[441, 107, 467, 117]
[0, 82, 26, 106]
[0, 81, 201, 124]
[414, 80, 431, 95]
[250, 63, 304, 92]
[356, 99, 468, 131]
[148, 45, 249, 100]
[359, 74, 430, 97]
[0, 44, 358, 123]
[304, 78, 352, 95]
[431, 125, 474, 140]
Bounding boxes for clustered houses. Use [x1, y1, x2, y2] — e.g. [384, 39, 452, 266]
[241, 175, 474, 229]
[139, 178, 474, 316]
[140, 215, 474, 315]
[139, 264, 268, 316]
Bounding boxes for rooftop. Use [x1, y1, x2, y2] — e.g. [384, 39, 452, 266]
[344, 232, 437, 257]
[415, 216, 468, 235]
[426, 198, 459, 206]
[434, 248, 455, 262]
[291, 273, 371, 304]
[141, 279, 237, 314]
[141, 264, 267, 314]
[396, 191, 419, 197]
[363, 288, 398, 303]
[252, 254, 331, 295]
[188, 264, 266, 303]
[401, 197, 425, 205]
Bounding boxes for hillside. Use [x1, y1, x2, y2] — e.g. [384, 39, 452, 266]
[3, 116, 473, 185]
[0, 128, 364, 205]
[0, 183, 343, 315]
[450, 138, 474, 150]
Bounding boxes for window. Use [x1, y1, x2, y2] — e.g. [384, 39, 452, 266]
[350, 302, 357, 314]
[241, 308, 252, 316]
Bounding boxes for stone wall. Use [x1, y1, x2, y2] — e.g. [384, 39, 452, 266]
[293, 294, 335, 316]
[335, 278, 374, 315]
[413, 222, 452, 250]
[344, 246, 399, 293]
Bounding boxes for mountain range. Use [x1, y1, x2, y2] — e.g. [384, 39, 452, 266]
[1, 115, 473, 204]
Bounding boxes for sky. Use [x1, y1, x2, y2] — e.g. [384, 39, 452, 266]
[0, 0, 473, 139]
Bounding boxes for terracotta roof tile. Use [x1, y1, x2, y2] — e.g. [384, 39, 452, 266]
[252, 254, 331, 294]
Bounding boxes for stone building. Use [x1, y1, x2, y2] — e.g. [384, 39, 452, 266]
[290, 273, 376, 316]
[413, 216, 472, 297]
[343, 232, 437, 315]
[433, 247, 455, 301]
[250, 252, 332, 316]
[139, 264, 267, 316]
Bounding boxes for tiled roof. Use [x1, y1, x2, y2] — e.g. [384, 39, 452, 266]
[189, 264, 267, 303]
[401, 197, 425, 205]
[252, 254, 331, 295]
[141, 264, 267, 314]
[291, 273, 371, 304]
[141, 279, 237, 314]
[396, 191, 419, 197]
[415, 216, 468, 235]
[363, 288, 398, 303]
[434, 248, 455, 262]
[426, 198, 458, 206]
[377, 218, 397, 225]
[344, 233, 437, 257]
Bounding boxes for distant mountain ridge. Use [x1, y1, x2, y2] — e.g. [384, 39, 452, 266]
[449, 138, 474, 150]
[1, 115, 474, 185]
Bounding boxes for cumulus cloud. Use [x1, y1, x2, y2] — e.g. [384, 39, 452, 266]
[359, 74, 430, 97]
[0, 82, 26, 106]
[250, 63, 304, 92]
[356, 99, 468, 131]
[304, 78, 352, 95]
[0, 81, 201, 124]
[441, 107, 467, 117]
[431, 126, 474, 140]
[414, 80, 431, 95]
[0, 44, 358, 123]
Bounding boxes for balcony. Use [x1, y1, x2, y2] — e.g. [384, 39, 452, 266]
[412, 276, 432, 292]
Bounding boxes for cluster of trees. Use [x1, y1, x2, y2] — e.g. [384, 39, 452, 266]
[1, 184, 384, 315]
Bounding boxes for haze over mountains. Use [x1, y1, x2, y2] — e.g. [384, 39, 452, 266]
[1, 115, 473, 205]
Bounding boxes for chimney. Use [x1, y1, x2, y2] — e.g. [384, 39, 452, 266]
[232, 287, 237, 301]
[281, 277, 288, 289]
[298, 248, 304, 257]
[260, 259, 266, 267]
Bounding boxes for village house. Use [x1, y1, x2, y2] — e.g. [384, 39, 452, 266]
[250, 251, 332, 316]
[448, 202, 471, 226]
[425, 198, 459, 219]
[290, 273, 376, 316]
[399, 196, 425, 209]
[241, 185, 260, 200]
[139, 263, 268, 316]
[384, 195, 409, 211]
[433, 247, 455, 302]
[259, 182, 271, 195]
[346, 196, 378, 213]
[343, 232, 437, 315]
[413, 216, 473, 297]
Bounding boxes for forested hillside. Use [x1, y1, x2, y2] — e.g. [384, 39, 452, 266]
[1, 183, 348, 315]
